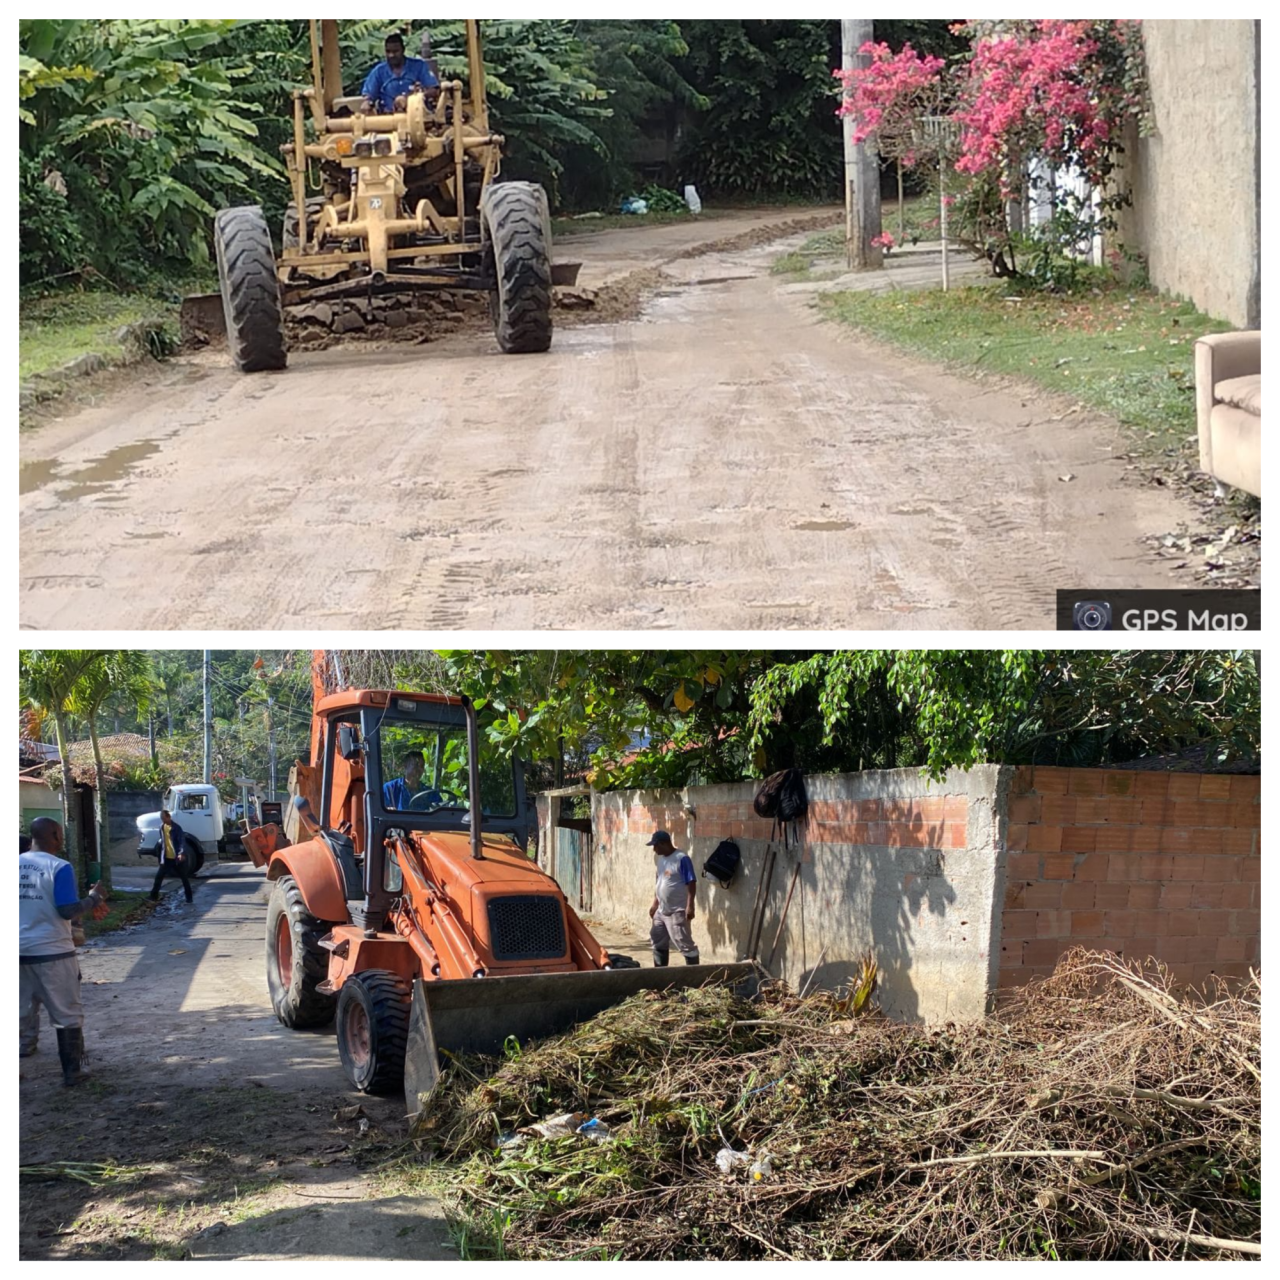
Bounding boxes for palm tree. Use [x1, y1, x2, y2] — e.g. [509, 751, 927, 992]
[67, 651, 153, 893]
[19, 650, 105, 882]
[151, 653, 190, 736]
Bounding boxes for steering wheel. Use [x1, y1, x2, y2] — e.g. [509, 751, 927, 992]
[406, 788, 463, 814]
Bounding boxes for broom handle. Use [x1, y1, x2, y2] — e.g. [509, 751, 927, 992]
[745, 841, 770, 952]
[766, 860, 802, 969]
[747, 842, 778, 960]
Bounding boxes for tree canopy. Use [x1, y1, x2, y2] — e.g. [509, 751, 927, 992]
[340, 648, 1260, 790]
[20, 18, 965, 289]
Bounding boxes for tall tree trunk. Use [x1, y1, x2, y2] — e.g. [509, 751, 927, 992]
[89, 717, 112, 892]
[52, 709, 84, 884]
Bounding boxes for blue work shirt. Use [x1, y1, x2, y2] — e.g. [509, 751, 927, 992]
[361, 57, 439, 112]
[382, 777, 414, 810]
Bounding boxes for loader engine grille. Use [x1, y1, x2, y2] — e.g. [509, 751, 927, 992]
[487, 895, 567, 961]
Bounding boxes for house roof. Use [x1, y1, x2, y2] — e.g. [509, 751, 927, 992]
[65, 732, 152, 763]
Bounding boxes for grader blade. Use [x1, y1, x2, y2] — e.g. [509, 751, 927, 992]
[404, 963, 758, 1118]
[180, 292, 226, 342]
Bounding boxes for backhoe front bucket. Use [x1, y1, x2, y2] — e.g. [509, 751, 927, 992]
[403, 962, 758, 1118]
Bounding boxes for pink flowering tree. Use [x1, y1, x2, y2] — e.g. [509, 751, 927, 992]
[835, 42, 947, 243]
[837, 20, 1150, 286]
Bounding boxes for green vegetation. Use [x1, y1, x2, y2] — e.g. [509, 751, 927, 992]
[82, 895, 156, 940]
[19, 17, 879, 295]
[399, 963, 1260, 1260]
[18, 290, 178, 383]
[23, 650, 1260, 816]
[21, 649, 312, 884]
[339, 648, 1260, 791]
[820, 276, 1233, 452]
[772, 199, 942, 277]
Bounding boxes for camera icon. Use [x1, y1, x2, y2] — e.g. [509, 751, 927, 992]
[1072, 600, 1113, 631]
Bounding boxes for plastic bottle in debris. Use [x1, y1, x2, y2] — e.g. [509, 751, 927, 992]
[683, 185, 702, 215]
[749, 1154, 773, 1182]
[576, 1117, 613, 1142]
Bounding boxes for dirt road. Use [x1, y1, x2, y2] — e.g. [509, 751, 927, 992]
[18, 862, 651, 1260]
[18, 865, 451, 1260]
[20, 209, 1191, 630]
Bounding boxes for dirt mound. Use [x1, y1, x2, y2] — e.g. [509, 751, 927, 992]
[669, 211, 842, 261]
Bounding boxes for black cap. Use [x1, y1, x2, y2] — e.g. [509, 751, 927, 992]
[646, 830, 672, 847]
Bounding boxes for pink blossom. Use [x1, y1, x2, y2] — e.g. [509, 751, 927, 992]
[835, 42, 945, 152]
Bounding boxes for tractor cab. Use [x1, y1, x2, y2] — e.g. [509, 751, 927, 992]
[312, 689, 532, 925]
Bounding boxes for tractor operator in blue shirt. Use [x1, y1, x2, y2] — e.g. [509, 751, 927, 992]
[361, 32, 440, 114]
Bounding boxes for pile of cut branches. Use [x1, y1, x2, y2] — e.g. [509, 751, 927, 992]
[416, 949, 1259, 1260]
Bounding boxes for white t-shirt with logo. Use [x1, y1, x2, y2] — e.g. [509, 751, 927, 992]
[19, 849, 78, 959]
[654, 849, 697, 914]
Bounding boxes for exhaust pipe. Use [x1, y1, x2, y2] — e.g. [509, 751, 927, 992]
[462, 697, 483, 861]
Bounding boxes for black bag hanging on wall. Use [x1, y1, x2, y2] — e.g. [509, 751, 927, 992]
[753, 768, 809, 823]
[702, 839, 741, 888]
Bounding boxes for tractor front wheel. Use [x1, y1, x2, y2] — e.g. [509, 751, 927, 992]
[480, 182, 553, 354]
[214, 205, 287, 372]
[335, 970, 412, 1095]
[265, 875, 335, 1028]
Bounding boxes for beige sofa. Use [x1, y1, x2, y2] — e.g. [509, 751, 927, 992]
[1195, 331, 1261, 497]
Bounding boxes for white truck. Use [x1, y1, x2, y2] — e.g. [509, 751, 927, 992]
[136, 784, 236, 874]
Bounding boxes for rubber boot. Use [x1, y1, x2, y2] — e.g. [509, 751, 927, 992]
[56, 1026, 88, 1086]
[683, 951, 701, 965]
[652, 948, 670, 968]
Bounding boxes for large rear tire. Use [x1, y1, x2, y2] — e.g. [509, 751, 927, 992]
[214, 205, 287, 373]
[184, 837, 205, 877]
[282, 196, 329, 251]
[335, 970, 411, 1095]
[480, 182, 553, 354]
[265, 875, 336, 1028]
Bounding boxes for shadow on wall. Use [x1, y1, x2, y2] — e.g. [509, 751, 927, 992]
[696, 816, 960, 1026]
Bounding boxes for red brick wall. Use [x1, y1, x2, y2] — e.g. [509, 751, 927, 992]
[999, 766, 1260, 991]
[686, 797, 969, 849]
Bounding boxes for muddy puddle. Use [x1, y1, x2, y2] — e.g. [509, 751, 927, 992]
[20, 438, 164, 498]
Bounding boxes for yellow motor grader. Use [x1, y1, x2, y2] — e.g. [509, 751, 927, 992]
[204, 20, 562, 371]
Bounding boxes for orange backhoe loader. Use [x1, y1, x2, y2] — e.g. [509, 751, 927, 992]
[243, 653, 753, 1117]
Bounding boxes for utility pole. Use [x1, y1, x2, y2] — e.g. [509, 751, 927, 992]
[147, 710, 156, 765]
[842, 19, 883, 270]
[267, 695, 278, 801]
[202, 650, 213, 785]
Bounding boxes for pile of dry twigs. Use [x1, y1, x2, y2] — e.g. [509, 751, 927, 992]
[418, 949, 1260, 1260]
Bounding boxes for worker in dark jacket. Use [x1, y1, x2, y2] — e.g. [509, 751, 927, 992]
[149, 810, 194, 904]
[20, 818, 107, 1083]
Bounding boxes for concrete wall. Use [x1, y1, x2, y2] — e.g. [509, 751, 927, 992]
[105, 789, 162, 843]
[999, 766, 1260, 992]
[20, 778, 62, 831]
[1114, 21, 1260, 327]
[576, 762, 1261, 1024]
[591, 767, 1009, 1024]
